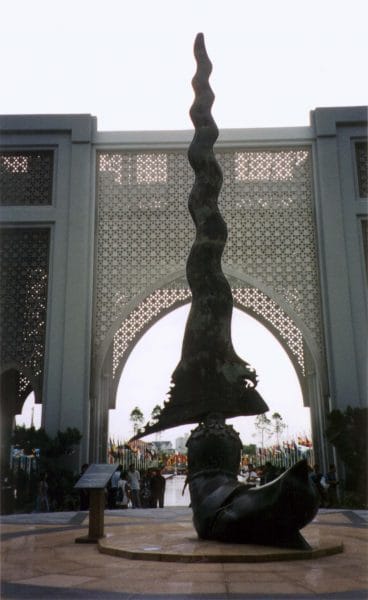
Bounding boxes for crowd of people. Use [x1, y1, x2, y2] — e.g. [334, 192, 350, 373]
[105, 463, 166, 510]
[240, 461, 281, 486]
[29, 460, 339, 513]
[240, 461, 340, 508]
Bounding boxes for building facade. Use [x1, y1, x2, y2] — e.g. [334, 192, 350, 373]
[0, 107, 367, 468]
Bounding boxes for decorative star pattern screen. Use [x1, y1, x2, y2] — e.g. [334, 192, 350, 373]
[0, 151, 53, 205]
[95, 147, 323, 382]
[355, 142, 368, 198]
[0, 228, 50, 401]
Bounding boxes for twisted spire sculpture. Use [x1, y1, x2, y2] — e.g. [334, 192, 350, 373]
[133, 33, 267, 440]
[131, 34, 319, 551]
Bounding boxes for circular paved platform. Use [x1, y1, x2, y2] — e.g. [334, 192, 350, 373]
[98, 518, 343, 563]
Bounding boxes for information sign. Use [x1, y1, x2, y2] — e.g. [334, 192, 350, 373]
[74, 463, 117, 489]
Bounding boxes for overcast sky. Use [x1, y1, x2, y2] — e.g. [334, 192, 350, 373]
[1, 0, 367, 131]
[10, 0, 367, 445]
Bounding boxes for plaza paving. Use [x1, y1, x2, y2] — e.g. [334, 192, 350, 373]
[1, 507, 367, 599]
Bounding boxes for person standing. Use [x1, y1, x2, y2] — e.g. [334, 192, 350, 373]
[108, 465, 122, 509]
[127, 463, 141, 508]
[310, 463, 327, 507]
[140, 470, 153, 508]
[36, 472, 49, 512]
[325, 463, 339, 507]
[79, 463, 90, 510]
[117, 470, 130, 509]
[262, 461, 278, 484]
[150, 469, 166, 508]
[245, 464, 258, 485]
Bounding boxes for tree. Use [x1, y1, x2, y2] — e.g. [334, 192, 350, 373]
[149, 404, 163, 441]
[242, 443, 257, 456]
[10, 426, 82, 512]
[130, 407, 144, 436]
[254, 413, 272, 449]
[271, 412, 286, 445]
[11, 426, 82, 460]
[150, 405, 162, 423]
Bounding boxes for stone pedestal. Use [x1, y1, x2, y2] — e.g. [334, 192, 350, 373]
[75, 489, 105, 544]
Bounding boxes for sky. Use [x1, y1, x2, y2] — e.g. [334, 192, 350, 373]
[1, 0, 367, 131]
[9, 0, 367, 445]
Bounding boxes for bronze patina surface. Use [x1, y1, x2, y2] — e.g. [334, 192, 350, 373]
[132, 34, 319, 550]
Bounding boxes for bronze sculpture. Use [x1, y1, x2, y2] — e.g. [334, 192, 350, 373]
[132, 33, 267, 438]
[132, 33, 319, 549]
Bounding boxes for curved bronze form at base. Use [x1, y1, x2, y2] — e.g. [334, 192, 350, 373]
[187, 419, 319, 549]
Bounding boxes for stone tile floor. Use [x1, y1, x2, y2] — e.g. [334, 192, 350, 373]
[1, 508, 367, 599]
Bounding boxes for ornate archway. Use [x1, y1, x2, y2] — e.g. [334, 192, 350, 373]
[1, 110, 365, 470]
[92, 273, 326, 463]
[91, 145, 328, 461]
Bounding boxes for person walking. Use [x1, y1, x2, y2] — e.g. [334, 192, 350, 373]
[127, 463, 141, 508]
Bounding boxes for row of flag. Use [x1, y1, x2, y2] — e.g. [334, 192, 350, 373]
[256, 437, 313, 455]
[243, 438, 314, 468]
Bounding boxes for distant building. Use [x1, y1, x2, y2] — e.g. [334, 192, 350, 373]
[151, 441, 174, 454]
[175, 434, 189, 454]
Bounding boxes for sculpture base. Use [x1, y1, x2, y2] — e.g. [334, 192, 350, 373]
[186, 419, 319, 548]
[98, 519, 343, 563]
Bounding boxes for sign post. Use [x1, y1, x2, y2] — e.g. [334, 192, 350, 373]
[74, 463, 117, 543]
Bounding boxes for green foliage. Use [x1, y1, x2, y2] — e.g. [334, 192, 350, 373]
[150, 404, 162, 422]
[10, 425, 82, 512]
[11, 425, 52, 456]
[55, 428, 82, 451]
[130, 406, 144, 421]
[130, 406, 144, 434]
[254, 413, 272, 430]
[271, 412, 287, 444]
[254, 413, 272, 447]
[11, 426, 81, 459]
[325, 406, 368, 506]
[242, 444, 257, 455]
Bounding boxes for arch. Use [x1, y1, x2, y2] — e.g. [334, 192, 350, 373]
[14, 391, 42, 430]
[110, 306, 312, 446]
[0, 367, 36, 471]
[91, 270, 328, 464]
[0, 362, 41, 406]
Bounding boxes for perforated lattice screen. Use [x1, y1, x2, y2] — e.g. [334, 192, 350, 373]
[113, 289, 190, 376]
[355, 142, 368, 198]
[362, 219, 368, 279]
[0, 228, 50, 400]
[232, 287, 304, 370]
[112, 286, 305, 379]
[0, 151, 53, 205]
[95, 147, 323, 378]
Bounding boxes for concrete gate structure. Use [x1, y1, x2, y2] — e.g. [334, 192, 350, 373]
[0, 107, 367, 468]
